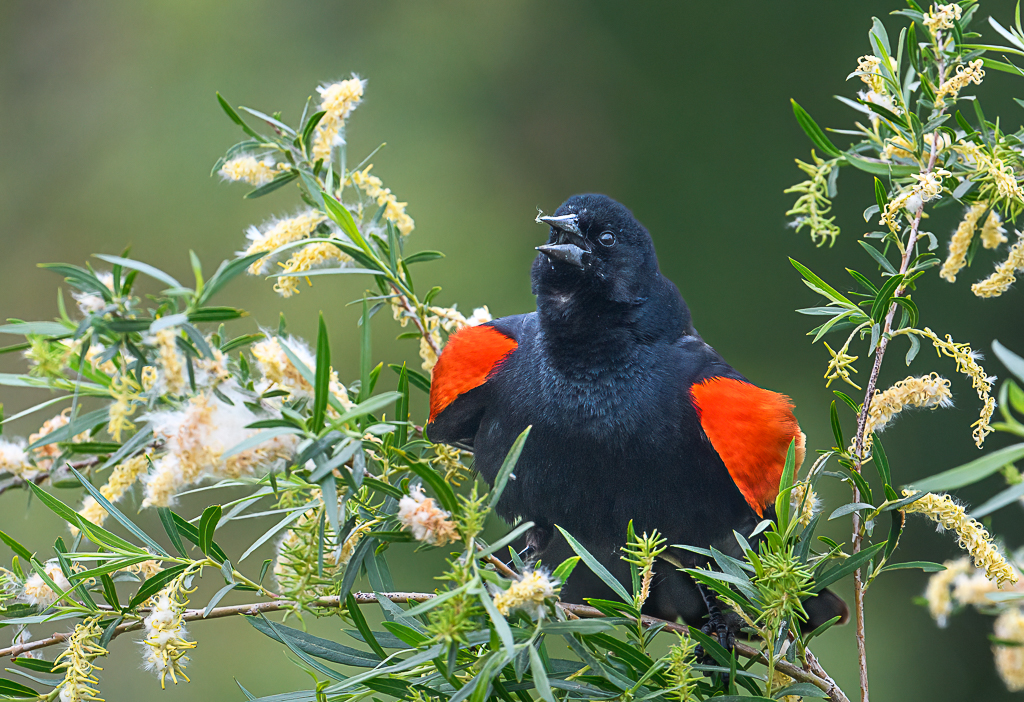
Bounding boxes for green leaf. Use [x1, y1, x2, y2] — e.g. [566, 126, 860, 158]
[94, 254, 182, 291]
[830, 401, 844, 449]
[359, 297, 371, 403]
[0, 678, 39, 698]
[244, 169, 299, 199]
[26, 407, 108, 451]
[404, 250, 445, 265]
[406, 460, 459, 515]
[971, 481, 1024, 518]
[551, 556, 580, 583]
[198, 252, 269, 306]
[994, 340, 1024, 385]
[870, 274, 904, 324]
[199, 505, 223, 557]
[858, 240, 898, 275]
[301, 111, 326, 156]
[775, 683, 828, 699]
[529, 645, 556, 702]
[775, 439, 797, 531]
[555, 525, 631, 603]
[846, 153, 919, 176]
[873, 177, 888, 212]
[813, 542, 886, 592]
[203, 582, 238, 617]
[0, 322, 71, 337]
[216, 93, 266, 142]
[489, 426, 531, 510]
[69, 467, 170, 557]
[239, 507, 306, 562]
[0, 530, 33, 563]
[394, 364, 410, 447]
[909, 443, 1024, 491]
[880, 561, 947, 572]
[345, 594, 388, 660]
[246, 616, 381, 667]
[789, 259, 857, 307]
[311, 313, 330, 430]
[828, 502, 875, 520]
[790, 100, 842, 157]
[127, 563, 190, 611]
[169, 511, 228, 562]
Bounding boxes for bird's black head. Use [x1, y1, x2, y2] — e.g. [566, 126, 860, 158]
[532, 194, 659, 306]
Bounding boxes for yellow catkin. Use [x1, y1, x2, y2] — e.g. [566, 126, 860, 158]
[493, 570, 558, 619]
[994, 608, 1024, 691]
[346, 165, 415, 236]
[272, 242, 349, 298]
[312, 78, 365, 164]
[855, 374, 952, 456]
[55, 616, 107, 702]
[244, 211, 327, 274]
[903, 490, 1018, 586]
[924, 557, 973, 626]
[218, 155, 279, 186]
[980, 210, 1008, 249]
[972, 229, 1024, 298]
[940, 203, 987, 282]
[935, 59, 985, 107]
[923, 3, 962, 33]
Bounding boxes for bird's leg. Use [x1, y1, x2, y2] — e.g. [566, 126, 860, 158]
[503, 523, 551, 573]
[696, 581, 741, 657]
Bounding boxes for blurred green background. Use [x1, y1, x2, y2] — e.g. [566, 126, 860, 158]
[2, 1, 1024, 699]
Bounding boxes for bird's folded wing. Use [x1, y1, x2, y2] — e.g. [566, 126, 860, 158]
[690, 377, 805, 516]
[428, 324, 518, 423]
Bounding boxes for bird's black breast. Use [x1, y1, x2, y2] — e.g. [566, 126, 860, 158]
[471, 316, 756, 559]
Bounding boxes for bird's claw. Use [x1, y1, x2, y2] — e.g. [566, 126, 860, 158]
[696, 609, 741, 665]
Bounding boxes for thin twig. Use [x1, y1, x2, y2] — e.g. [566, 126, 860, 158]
[0, 593, 847, 701]
[847, 46, 948, 702]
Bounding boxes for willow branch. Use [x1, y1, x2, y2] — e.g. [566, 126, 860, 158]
[0, 593, 847, 701]
[847, 68, 948, 702]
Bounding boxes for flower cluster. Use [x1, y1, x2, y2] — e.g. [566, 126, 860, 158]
[312, 77, 365, 164]
[55, 617, 107, 702]
[20, 560, 72, 609]
[855, 374, 953, 455]
[879, 169, 950, 231]
[923, 3, 963, 33]
[924, 557, 974, 627]
[142, 389, 298, 508]
[346, 164, 415, 237]
[935, 59, 985, 108]
[994, 607, 1024, 691]
[895, 328, 996, 446]
[940, 202, 988, 282]
[784, 152, 840, 247]
[789, 481, 820, 527]
[141, 580, 196, 688]
[218, 155, 283, 187]
[251, 335, 354, 409]
[492, 570, 558, 620]
[955, 140, 1024, 207]
[972, 229, 1024, 298]
[243, 211, 328, 274]
[398, 486, 459, 546]
[902, 490, 1017, 586]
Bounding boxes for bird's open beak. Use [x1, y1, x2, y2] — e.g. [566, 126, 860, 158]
[536, 213, 589, 269]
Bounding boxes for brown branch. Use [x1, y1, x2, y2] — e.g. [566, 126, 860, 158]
[0, 457, 102, 498]
[0, 593, 847, 701]
[847, 63, 948, 702]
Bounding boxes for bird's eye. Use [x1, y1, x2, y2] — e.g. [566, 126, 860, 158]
[597, 231, 616, 247]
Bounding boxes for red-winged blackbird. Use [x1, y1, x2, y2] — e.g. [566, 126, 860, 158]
[426, 194, 847, 643]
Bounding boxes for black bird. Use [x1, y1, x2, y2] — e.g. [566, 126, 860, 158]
[425, 193, 847, 642]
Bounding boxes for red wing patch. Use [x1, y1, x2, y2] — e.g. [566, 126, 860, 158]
[428, 325, 517, 423]
[690, 377, 806, 516]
